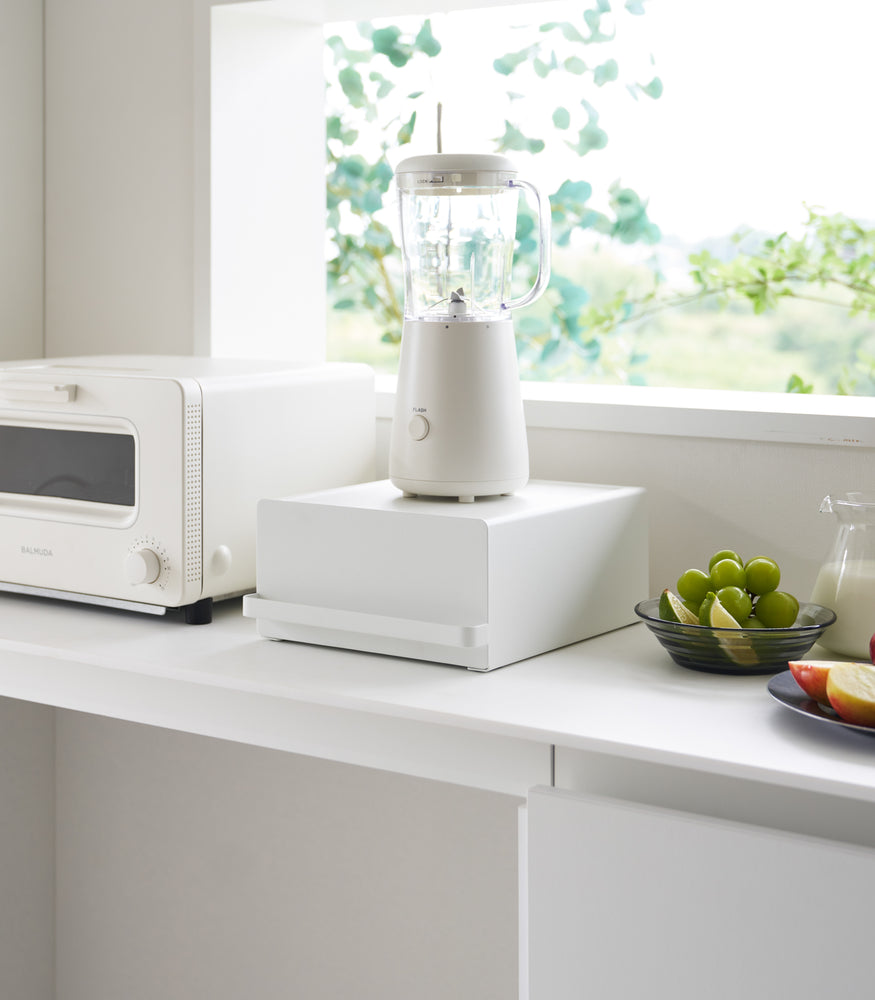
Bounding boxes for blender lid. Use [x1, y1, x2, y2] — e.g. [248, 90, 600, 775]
[396, 153, 516, 174]
[395, 153, 517, 188]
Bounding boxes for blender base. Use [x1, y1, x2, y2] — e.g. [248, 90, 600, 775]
[406, 491, 479, 503]
[389, 318, 529, 501]
[395, 479, 524, 504]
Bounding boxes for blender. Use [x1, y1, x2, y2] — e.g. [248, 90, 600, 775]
[388, 153, 551, 502]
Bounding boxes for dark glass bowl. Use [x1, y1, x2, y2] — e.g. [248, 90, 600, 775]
[634, 599, 837, 675]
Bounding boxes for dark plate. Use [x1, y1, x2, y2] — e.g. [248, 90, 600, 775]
[767, 670, 875, 736]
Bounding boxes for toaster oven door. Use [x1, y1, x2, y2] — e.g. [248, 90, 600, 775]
[0, 371, 203, 613]
[0, 422, 136, 513]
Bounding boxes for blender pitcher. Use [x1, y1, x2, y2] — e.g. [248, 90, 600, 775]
[810, 491, 875, 658]
[397, 153, 550, 322]
[389, 153, 551, 502]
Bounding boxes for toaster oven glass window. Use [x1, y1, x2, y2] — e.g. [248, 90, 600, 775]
[0, 426, 135, 506]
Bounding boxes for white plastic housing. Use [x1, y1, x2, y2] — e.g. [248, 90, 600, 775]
[389, 317, 529, 500]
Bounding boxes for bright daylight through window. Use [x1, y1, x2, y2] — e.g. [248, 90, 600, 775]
[325, 0, 875, 395]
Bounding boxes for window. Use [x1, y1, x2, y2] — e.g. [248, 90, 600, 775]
[325, 0, 875, 395]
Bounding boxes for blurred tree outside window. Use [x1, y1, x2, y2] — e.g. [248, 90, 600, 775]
[325, 0, 875, 395]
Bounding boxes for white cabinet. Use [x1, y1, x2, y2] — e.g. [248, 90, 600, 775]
[6, 595, 875, 1000]
[0, 698, 54, 1000]
[526, 783, 875, 1000]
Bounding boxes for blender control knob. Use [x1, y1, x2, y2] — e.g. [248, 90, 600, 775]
[125, 547, 161, 585]
[408, 414, 430, 441]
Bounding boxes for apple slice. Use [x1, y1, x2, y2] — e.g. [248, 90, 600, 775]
[826, 662, 875, 727]
[788, 660, 841, 705]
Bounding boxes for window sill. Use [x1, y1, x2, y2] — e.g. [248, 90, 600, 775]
[375, 375, 875, 447]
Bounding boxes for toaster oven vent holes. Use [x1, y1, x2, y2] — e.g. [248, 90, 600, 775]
[184, 403, 203, 585]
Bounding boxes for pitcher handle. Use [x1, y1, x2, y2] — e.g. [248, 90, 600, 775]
[503, 179, 552, 313]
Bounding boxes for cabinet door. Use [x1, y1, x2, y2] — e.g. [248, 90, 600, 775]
[526, 785, 875, 1000]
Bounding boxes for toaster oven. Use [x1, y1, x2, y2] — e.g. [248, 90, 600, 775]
[0, 355, 374, 622]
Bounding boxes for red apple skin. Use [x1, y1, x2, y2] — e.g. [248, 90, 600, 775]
[870, 632, 875, 664]
[788, 660, 835, 704]
[826, 663, 875, 728]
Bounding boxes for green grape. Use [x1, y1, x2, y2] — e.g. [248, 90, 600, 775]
[716, 585, 752, 625]
[709, 558, 746, 591]
[754, 590, 799, 628]
[744, 556, 781, 596]
[708, 549, 743, 571]
[677, 568, 711, 604]
[668, 550, 798, 633]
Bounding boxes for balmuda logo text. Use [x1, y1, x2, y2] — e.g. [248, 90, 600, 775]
[21, 545, 53, 557]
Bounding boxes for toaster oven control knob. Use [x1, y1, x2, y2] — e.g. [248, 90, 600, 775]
[125, 547, 162, 585]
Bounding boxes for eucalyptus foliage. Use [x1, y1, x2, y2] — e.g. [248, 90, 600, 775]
[324, 7, 875, 394]
[325, 21, 440, 342]
[491, 4, 663, 381]
[325, 4, 663, 380]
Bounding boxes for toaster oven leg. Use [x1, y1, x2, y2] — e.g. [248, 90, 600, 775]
[182, 597, 213, 625]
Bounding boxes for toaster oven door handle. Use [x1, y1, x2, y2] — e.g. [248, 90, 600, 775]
[0, 381, 78, 403]
[242, 594, 488, 649]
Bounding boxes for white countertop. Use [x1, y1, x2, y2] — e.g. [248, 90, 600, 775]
[1, 591, 873, 801]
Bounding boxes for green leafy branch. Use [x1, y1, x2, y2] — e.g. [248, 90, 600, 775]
[561, 207, 875, 392]
[513, 179, 660, 381]
[643, 210, 874, 328]
[687, 209, 875, 318]
[488, 3, 663, 379]
[326, 6, 664, 367]
[490, 2, 662, 161]
[325, 20, 441, 342]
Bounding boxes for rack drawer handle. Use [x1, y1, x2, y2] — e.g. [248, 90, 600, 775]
[242, 594, 488, 649]
[0, 381, 78, 403]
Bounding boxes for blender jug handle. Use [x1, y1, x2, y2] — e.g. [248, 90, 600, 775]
[504, 179, 552, 312]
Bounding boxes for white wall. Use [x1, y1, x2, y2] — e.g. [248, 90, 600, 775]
[44, 0, 198, 357]
[0, 0, 44, 360]
[209, 6, 325, 360]
[42, 0, 330, 360]
[530, 428, 873, 598]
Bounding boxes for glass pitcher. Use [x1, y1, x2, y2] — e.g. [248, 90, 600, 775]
[810, 491, 875, 658]
[395, 152, 550, 322]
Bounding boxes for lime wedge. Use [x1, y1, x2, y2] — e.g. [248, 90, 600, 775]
[659, 589, 700, 625]
[709, 595, 759, 665]
[708, 596, 741, 629]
